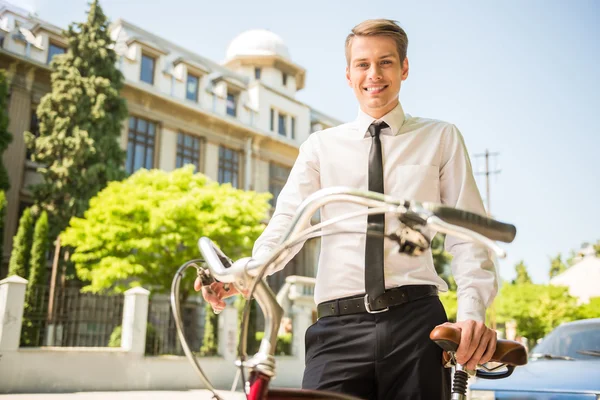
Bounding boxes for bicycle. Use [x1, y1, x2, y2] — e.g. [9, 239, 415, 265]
[170, 186, 528, 400]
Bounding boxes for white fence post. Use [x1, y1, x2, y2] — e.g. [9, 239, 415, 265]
[218, 302, 238, 361]
[291, 304, 313, 358]
[275, 275, 317, 359]
[0, 275, 28, 351]
[121, 287, 150, 355]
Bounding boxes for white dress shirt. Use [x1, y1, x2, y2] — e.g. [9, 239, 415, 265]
[252, 102, 497, 322]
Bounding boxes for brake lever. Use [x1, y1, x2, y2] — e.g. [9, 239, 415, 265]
[195, 263, 231, 315]
[391, 224, 431, 256]
[402, 204, 507, 258]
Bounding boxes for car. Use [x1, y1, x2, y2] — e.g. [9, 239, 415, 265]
[469, 318, 600, 400]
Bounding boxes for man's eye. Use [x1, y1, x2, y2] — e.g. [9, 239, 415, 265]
[381, 60, 392, 65]
[357, 63, 368, 68]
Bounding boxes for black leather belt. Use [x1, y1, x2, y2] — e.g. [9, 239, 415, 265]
[317, 285, 438, 319]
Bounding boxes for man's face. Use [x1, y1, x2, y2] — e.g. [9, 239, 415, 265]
[346, 35, 409, 119]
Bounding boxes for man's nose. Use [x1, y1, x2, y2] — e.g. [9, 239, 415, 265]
[368, 64, 383, 80]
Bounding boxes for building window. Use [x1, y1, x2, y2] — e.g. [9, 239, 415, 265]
[254, 67, 261, 80]
[226, 92, 237, 117]
[176, 132, 201, 170]
[270, 108, 275, 131]
[278, 113, 287, 136]
[47, 43, 66, 64]
[186, 74, 199, 102]
[140, 54, 155, 84]
[282, 72, 288, 87]
[27, 108, 40, 161]
[291, 116, 296, 140]
[126, 116, 156, 175]
[218, 146, 239, 188]
[269, 163, 291, 207]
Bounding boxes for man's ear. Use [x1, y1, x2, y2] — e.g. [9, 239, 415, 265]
[402, 57, 409, 81]
[346, 66, 352, 87]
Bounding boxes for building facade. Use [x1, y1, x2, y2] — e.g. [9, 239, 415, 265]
[0, 1, 342, 292]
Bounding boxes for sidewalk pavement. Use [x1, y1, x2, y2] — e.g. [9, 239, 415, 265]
[0, 390, 247, 399]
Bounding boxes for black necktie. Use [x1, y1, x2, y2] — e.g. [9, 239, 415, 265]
[365, 121, 388, 308]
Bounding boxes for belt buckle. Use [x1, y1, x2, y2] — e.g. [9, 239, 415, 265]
[363, 294, 389, 314]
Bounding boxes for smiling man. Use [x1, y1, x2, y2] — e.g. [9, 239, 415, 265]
[199, 19, 498, 400]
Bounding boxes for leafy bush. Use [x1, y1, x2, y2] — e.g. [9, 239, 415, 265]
[108, 323, 160, 355]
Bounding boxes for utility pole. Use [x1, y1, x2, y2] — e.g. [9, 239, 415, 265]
[473, 149, 501, 330]
[473, 149, 501, 217]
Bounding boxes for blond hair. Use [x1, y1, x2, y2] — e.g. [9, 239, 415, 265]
[345, 19, 408, 65]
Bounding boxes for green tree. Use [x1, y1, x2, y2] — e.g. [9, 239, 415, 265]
[0, 69, 11, 192]
[549, 253, 567, 279]
[439, 290, 457, 322]
[8, 208, 35, 278]
[25, 0, 127, 240]
[512, 261, 532, 285]
[431, 233, 456, 290]
[577, 297, 600, 319]
[593, 240, 600, 257]
[21, 212, 49, 346]
[0, 191, 6, 266]
[496, 283, 580, 342]
[199, 302, 219, 356]
[60, 166, 271, 295]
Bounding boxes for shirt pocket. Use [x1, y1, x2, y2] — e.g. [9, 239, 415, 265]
[388, 164, 440, 203]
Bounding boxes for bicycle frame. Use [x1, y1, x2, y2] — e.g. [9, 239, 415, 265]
[171, 186, 517, 400]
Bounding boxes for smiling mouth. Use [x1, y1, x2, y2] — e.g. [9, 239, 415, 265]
[363, 85, 389, 94]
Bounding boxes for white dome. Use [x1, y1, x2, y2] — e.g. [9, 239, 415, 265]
[226, 29, 290, 60]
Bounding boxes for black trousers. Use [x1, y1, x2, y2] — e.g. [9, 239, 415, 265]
[302, 295, 450, 400]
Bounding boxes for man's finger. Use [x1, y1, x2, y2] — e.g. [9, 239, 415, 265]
[201, 286, 220, 304]
[213, 299, 226, 311]
[479, 332, 497, 365]
[465, 323, 488, 364]
[466, 331, 491, 370]
[194, 276, 203, 292]
[456, 322, 473, 365]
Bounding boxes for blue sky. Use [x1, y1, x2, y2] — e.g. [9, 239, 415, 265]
[15, 0, 599, 284]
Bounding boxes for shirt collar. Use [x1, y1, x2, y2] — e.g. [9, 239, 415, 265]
[354, 101, 406, 139]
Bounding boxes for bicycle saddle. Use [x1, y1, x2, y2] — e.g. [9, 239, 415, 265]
[430, 325, 528, 366]
[268, 388, 364, 400]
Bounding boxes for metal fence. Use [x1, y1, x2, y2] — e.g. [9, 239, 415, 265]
[146, 294, 206, 356]
[21, 284, 124, 347]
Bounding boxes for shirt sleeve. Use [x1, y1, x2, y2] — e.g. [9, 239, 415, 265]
[439, 125, 499, 323]
[251, 134, 321, 274]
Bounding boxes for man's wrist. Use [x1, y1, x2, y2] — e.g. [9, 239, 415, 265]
[456, 297, 486, 323]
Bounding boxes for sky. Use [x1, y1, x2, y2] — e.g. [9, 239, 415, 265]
[13, 0, 600, 284]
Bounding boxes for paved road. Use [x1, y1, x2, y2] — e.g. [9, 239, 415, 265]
[0, 390, 246, 399]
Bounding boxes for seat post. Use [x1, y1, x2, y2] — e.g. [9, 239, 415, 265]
[451, 363, 470, 400]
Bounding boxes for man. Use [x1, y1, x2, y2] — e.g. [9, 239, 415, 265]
[196, 19, 498, 399]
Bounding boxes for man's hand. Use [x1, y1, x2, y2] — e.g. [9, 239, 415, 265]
[194, 277, 240, 313]
[445, 320, 497, 370]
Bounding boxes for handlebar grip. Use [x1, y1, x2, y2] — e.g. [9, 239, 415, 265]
[426, 205, 516, 243]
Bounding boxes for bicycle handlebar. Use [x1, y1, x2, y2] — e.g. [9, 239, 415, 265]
[422, 203, 516, 243]
[201, 187, 516, 280]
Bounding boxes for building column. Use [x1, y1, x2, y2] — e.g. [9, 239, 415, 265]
[204, 142, 219, 182]
[2, 70, 33, 269]
[244, 137, 253, 191]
